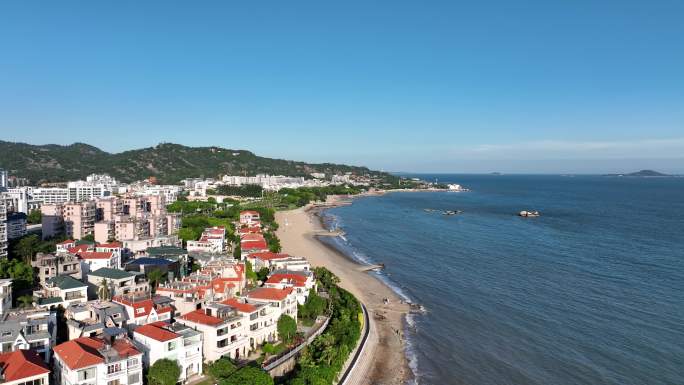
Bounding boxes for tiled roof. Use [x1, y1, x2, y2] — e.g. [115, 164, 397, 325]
[47, 275, 87, 290]
[89, 268, 137, 280]
[221, 298, 257, 313]
[134, 322, 178, 342]
[112, 296, 173, 317]
[78, 251, 113, 260]
[240, 210, 260, 216]
[53, 338, 104, 370]
[241, 240, 268, 250]
[97, 242, 122, 248]
[266, 273, 309, 287]
[128, 257, 173, 266]
[0, 350, 50, 381]
[241, 234, 265, 242]
[57, 239, 76, 246]
[180, 309, 223, 326]
[249, 252, 291, 261]
[54, 337, 141, 370]
[247, 287, 293, 301]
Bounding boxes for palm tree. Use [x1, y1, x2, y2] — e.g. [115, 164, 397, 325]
[147, 269, 165, 294]
[97, 278, 111, 301]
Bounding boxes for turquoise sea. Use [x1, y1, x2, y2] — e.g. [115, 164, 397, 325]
[320, 174, 684, 385]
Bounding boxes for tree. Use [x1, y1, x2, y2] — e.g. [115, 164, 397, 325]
[299, 290, 327, 321]
[245, 260, 258, 284]
[13, 234, 40, 263]
[256, 267, 270, 283]
[277, 315, 297, 344]
[97, 278, 111, 301]
[147, 359, 181, 385]
[207, 358, 236, 379]
[218, 366, 273, 385]
[27, 210, 42, 225]
[80, 234, 95, 242]
[0, 259, 35, 291]
[17, 295, 34, 308]
[147, 269, 166, 294]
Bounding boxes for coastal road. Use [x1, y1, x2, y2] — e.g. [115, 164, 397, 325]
[341, 310, 379, 385]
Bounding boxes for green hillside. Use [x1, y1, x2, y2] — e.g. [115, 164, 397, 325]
[0, 141, 390, 184]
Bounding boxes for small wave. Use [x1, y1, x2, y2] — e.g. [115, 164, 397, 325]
[404, 317, 422, 385]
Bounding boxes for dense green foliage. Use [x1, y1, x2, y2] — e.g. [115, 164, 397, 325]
[207, 358, 237, 379]
[215, 184, 263, 197]
[256, 267, 270, 283]
[219, 366, 273, 385]
[288, 267, 362, 385]
[277, 186, 362, 208]
[245, 260, 258, 284]
[298, 289, 328, 322]
[27, 210, 41, 224]
[147, 359, 181, 385]
[0, 141, 390, 184]
[206, 359, 272, 385]
[277, 315, 298, 344]
[0, 259, 34, 291]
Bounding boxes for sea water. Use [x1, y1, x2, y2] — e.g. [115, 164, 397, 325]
[319, 174, 684, 385]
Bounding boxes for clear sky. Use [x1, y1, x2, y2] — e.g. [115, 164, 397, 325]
[1, 0, 683, 173]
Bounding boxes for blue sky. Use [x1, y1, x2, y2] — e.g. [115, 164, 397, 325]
[1, 0, 683, 173]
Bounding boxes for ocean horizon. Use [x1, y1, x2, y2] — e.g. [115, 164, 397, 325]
[318, 174, 684, 385]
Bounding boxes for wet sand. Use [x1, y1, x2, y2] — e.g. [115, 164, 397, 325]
[275, 202, 411, 385]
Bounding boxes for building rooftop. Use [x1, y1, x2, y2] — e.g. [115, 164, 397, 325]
[89, 268, 138, 280]
[246, 287, 293, 301]
[134, 321, 178, 342]
[0, 350, 50, 382]
[47, 275, 87, 290]
[54, 337, 140, 370]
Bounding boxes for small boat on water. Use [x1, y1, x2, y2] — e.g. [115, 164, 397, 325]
[443, 210, 462, 216]
[424, 208, 437, 212]
[519, 210, 540, 217]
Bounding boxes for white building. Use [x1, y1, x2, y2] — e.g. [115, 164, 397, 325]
[264, 270, 316, 305]
[53, 335, 143, 385]
[34, 275, 88, 310]
[239, 211, 260, 226]
[132, 322, 203, 382]
[30, 187, 70, 204]
[186, 226, 225, 254]
[0, 308, 57, 362]
[245, 287, 298, 321]
[66, 300, 128, 340]
[112, 294, 174, 328]
[0, 169, 7, 189]
[176, 303, 251, 362]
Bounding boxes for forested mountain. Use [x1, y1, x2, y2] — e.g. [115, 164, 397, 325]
[0, 141, 387, 184]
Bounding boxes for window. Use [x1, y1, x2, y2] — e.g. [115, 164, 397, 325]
[107, 363, 121, 374]
[78, 368, 96, 381]
[18, 378, 44, 385]
[136, 308, 145, 314]
[167, 341, 176, 351]
[108, 380, 120, 385]
[128, 373, 140, 385]
[127, 358, 139, 367]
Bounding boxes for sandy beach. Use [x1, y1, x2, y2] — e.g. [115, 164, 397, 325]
[275, 198, 412, 385]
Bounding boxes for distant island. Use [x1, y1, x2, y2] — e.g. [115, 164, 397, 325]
[603, 169, 672, 177]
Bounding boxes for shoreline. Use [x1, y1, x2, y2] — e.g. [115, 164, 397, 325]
[275, 198, 413, 385]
